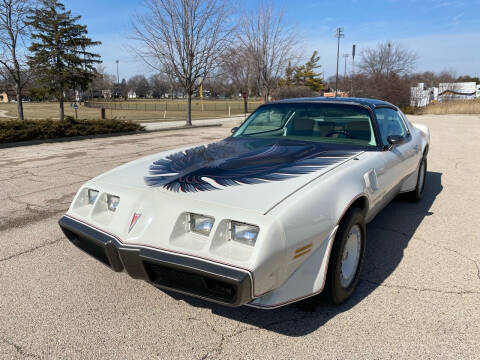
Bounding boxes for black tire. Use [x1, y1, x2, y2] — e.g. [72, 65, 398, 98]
[324, 208, 366, 305]
[408, 156, 427, 202]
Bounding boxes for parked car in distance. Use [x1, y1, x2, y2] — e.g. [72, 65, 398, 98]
[59, 97, 430, 308]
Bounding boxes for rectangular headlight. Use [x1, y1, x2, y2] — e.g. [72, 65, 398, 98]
[87, 189, 99, 205]
[106, 194, 120, 212]
[189, 213, 214, 236]
[230, 221, 259, 246]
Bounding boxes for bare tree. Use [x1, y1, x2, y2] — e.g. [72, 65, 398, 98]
[133, 0, 234, 126]
[238, 1, 300, 101]
[0, 0, 34, 120]
[219, 45, 253, 97]
[359, 41, 418, 77]
[91, 65, 116, 92]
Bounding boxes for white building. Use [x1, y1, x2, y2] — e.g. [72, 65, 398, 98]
[438, 82, 477, 102]
[128, 90, 137, 99]
[410, 83, 438, 107]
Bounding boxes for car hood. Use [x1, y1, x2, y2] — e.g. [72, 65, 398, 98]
[93, 137, 362, 214]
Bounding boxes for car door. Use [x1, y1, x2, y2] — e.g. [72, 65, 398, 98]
[373, 107, 418, 201]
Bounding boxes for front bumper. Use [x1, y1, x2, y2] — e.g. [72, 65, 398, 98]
[59, 215, 253, 307]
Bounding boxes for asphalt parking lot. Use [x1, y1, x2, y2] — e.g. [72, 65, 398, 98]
[1, 114, 479, 359]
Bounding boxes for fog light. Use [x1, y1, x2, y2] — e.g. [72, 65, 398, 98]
[106, 195, 120, 212]
[189, 213, 214, 236]
[230, 221, 259, 246]
[87, 189, 99, 205]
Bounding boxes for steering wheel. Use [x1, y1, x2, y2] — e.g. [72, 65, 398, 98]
[326, 130, 353, 138]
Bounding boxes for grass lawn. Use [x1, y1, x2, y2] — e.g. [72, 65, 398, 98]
[0, 100, 263, 121]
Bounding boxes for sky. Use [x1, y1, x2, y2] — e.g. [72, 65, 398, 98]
[63, 0, 480, 80]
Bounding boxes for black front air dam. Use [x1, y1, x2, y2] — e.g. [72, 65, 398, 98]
[59, 215, 124, 271]
[58, 216, 252, 307]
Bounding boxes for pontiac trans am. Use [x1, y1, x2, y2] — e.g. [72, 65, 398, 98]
[59, 97, 430, 309]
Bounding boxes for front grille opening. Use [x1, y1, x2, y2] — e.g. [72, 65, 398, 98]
[64, 229, 111, 268]
[144, 262, 237, 303]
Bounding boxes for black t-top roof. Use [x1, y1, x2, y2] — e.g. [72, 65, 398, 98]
[271, 97, 396, 110]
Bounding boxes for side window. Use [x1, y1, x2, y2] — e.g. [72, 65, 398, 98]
[374, 108, 407, 145]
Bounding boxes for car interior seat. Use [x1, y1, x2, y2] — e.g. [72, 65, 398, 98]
[345, 120, 371, 141]
[288, 115, 315, 137]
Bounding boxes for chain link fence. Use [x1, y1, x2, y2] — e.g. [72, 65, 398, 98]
[84, 100, 262, 116]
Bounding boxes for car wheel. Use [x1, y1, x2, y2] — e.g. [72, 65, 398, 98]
[324, 208, 366, 305]
[408, 156, 427, 202]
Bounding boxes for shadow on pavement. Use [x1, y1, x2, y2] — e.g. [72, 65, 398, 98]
[164, 171, 443, 336]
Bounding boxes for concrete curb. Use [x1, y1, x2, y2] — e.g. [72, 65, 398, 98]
[0, 123, 222, 149]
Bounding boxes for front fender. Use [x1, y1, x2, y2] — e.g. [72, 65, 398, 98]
[250, 157, 374, 308]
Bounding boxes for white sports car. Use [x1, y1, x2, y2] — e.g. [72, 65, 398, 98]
[59, 97, 430, 309]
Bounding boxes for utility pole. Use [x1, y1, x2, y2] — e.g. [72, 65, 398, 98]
[343, 53, 349, 96]
[343, 53, 349, 77]
[334, 27, 344, 97]
[352, 45, 356, 75]
[116, 60, 120, 84]
[351, 44, 356, 96]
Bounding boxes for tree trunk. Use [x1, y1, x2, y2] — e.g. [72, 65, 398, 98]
[263, 87, 270, 102]
[186, 92, 192, 126]
[15, 83, 24, 120]
[59, 91, 65, 121]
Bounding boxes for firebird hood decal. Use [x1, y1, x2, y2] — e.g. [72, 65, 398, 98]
[144, 138, 360, 192]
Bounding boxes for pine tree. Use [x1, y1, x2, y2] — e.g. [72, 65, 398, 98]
[27, 0, 101, 120]
[295, 51, 324, 92]
[279, 61, 297, 87]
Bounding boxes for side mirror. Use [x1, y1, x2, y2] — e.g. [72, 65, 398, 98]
[387, 135, 405, 150]
[231, 127, 239, 134]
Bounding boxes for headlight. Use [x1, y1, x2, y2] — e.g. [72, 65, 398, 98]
[87, 189, 99, 205]
[189, 213, 214, 236]
[230, 221, 259, 246]
[106, 194, 120, 212]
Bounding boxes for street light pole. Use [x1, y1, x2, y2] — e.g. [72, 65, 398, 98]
[334, 27, 344, 97]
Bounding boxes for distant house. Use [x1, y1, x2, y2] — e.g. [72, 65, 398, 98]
[128, 90, 137, 99]
[0, 89, 17, 103]
[102, 90, 113, 99]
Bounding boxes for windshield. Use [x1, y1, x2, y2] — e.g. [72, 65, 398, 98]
[233, 103, 377, 147]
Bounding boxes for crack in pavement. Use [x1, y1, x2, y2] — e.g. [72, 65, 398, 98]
[195, 309, 312, 360]
[186, 311, 258, 360]
[371, 225, 480, 282]
[0, 237, 63, 263]
[0, 336, 41, 359]
[359, 278, 480, 295]
[1, 135, 217, 177]
[6, 179, 85, 199]
[414, 236, 480, 282]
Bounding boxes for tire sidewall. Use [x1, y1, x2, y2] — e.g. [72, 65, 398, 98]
[327, 208, 366, 304]
[414, 156, 427, 200]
